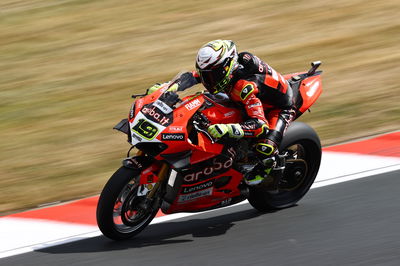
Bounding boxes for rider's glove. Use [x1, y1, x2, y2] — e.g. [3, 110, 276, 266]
[146, 83, 163, 95]
[146, 82, 179, 95]
[207, 124, 244, 139]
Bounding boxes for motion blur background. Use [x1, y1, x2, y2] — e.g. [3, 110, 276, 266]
[1, 0, 399, 213]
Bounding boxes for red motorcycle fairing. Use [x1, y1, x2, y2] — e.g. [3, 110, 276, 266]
[297, 74, 322, 113]
[161, 146, 246, 214]
[199, 94, 243, 125]
[158, 96, 246, 214]
[140, 92, 243, 162]
[127, 87, 248, 214]
[284, 71, 322, 116]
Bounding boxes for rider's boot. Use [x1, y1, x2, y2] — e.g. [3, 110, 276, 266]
[244, 157, 276, 186]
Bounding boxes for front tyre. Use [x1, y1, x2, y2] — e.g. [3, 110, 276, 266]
[96, 166, 159, 240]
[248, 122, 321, 211]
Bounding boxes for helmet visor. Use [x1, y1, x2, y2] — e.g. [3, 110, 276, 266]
[197, 58, 232, 94]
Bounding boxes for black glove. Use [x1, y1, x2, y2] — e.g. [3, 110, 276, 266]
[177, 72, 199, 91]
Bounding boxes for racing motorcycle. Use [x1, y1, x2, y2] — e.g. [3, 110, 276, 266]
[96, 61, 323, 240]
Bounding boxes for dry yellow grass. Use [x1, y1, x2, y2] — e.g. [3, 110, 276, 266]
[0, 0, 399, 214]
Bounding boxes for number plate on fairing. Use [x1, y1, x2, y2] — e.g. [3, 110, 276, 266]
[129, 112, 167, 145]
[132, 119, 159, 140]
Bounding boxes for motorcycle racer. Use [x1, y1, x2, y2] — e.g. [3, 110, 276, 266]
[149, 40, 296, 186]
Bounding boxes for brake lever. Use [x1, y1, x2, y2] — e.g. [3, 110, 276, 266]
[193, 121, 215, 144]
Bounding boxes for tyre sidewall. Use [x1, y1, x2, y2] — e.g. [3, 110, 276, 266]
[96, 166, 157, 240]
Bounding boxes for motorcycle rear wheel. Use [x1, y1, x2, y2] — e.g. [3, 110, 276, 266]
[96, 167, 160, 240]
[248, 122, 321, 211]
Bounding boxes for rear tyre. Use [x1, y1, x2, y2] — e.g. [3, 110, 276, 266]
[248, 122, 321, 211]
[96, 167, 160, 240]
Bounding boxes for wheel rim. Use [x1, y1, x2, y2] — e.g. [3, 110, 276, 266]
[279, 158, 307, 191]
[111, 179, 154, 234]
[278, 144, 308, 191]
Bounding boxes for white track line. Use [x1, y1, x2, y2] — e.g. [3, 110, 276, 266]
[1, 151, 399, 259]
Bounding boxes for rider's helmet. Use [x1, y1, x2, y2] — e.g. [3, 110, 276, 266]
[195, 40, 238, 94]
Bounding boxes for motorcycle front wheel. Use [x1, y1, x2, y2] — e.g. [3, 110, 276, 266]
[96, 166, 160, 240]
[248, 122, 322, 211]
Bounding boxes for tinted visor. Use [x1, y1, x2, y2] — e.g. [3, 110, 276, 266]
[197, 59, 230, 94]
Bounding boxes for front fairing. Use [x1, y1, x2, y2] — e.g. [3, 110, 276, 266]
[126, 79, 248, 215]
[128, 83, 221, 159]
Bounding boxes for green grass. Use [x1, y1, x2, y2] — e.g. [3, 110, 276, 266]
[0, 0, 399, 214]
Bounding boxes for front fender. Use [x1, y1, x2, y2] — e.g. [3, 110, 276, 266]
[122, 156, 161, 185]
[122, 156, 154, 170]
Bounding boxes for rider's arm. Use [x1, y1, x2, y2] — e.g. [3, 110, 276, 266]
[146, 71, 200, 95]
[177, 71, 201, 91]
[230, 80, 269, 138]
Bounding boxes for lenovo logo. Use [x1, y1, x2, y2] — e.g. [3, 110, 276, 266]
[161, 133, 185, 141]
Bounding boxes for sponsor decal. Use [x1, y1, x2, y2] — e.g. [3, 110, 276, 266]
[224, 111, 236, 118]
[154, 100, 173, 114]
[185, 99, 201, 111]
[169, 126, 183, 131]
[129, 103, 135, 120]
[240, 84, 254, 100]
[220, 198, 232, 206]
[124, 157, 143, 169]
[132, 119, 159, 140]
[161, 133, 185, 141]
[244, 131, 255, 137]
[266, 65, 272, 75]
[178, 187, 213, 203]
[129, 158, 143, 168]
[131, 133, 142, 142]
[142, 106, 171, 125]
[243, 53, 252, 61]
[183, 147, 237, 183]
[181, 180, 214, 194]
[248, 102, 261, 109]
[254, 56, 264, 72]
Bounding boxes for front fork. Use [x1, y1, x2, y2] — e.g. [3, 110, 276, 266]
[123, 150, 170, 210]
[146, 163, 169, 199]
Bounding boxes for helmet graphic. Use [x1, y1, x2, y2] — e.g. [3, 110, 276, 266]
[196, 40, 238, 94]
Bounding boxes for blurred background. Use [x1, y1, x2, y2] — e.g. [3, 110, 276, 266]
[1, 0, 399, 214]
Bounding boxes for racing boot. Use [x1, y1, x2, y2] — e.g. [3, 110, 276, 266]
[244, 157, 276, 186]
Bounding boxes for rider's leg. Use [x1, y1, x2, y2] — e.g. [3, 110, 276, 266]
[244, 109, 296, 186]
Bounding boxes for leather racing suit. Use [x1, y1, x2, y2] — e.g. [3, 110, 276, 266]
[179, 51, 296, 159]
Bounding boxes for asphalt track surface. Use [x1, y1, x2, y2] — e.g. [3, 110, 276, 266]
[2, 169, 399, 266]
